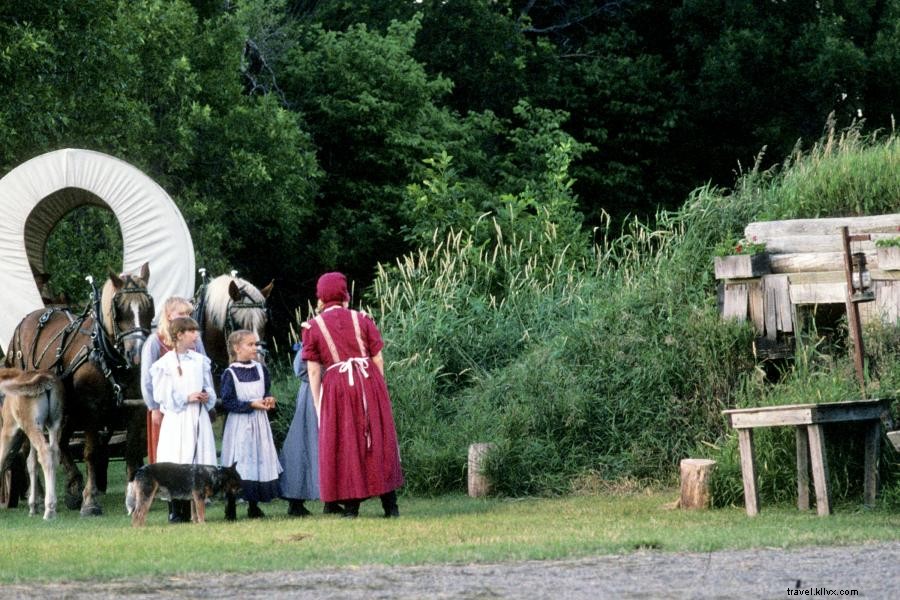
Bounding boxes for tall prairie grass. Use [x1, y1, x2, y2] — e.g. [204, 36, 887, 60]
[282, 122, 900, 504]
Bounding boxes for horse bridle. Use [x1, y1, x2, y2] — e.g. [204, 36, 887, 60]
[90, 277, 153, 404]
[109, 285, 155, 346]
[224, 287, 269, 340]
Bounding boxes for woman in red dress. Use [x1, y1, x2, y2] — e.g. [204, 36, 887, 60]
[303, 272, 403, 518]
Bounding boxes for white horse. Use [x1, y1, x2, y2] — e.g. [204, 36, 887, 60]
[195, 272, 273, 370]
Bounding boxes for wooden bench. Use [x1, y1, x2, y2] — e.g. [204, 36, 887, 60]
[722, 399, 889, 516]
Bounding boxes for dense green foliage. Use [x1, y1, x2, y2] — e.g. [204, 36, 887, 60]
[364, 124, 900, 502]
[2, 2, 900, 503]
[4, 0, 900, 310]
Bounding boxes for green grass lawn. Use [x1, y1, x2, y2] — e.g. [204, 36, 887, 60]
[2, 462, 899, 583]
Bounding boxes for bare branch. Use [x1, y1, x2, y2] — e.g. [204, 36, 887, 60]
[519, 0, 627, 35]
[242, 38, 289, 108]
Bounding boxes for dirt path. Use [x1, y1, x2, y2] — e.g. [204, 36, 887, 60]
[2, 542, 897, 599]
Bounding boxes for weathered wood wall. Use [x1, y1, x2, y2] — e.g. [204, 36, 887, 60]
[716, 213, 900, 340]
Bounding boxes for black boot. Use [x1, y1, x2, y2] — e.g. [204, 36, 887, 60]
[168, 501, 186, 524]
[287, 500, 311, 517]
[380, 491, 400, 518]
[179, 499, 193, 522]
[247, 501, 265, 518]
[323, 501, 344, 515]
[341, 500, 360, 519]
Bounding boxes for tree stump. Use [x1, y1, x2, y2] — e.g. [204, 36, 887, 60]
[679, 458, 717, 510]
[467, 443, 495, 498]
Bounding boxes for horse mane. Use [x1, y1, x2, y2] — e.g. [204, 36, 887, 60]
[205, 274, 267, 332]
[101, 278, 117, 338]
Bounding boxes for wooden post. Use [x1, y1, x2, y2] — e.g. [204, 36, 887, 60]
[467, 443, 495, 498]
[736, 429, 759, 516]
[807, 424, 832, 516]
[841, 226, 868, 398]
[679, 459, 716, 509]
[863, 420, 880, 506]
[795, 427, 810, 511]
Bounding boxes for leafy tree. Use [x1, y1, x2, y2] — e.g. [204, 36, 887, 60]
[275, 16, 465, 285]
[671, 0, 899, 191]
[0, 0, 320, 308]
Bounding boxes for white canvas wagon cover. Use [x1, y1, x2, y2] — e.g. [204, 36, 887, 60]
[0, 148, 195, 349]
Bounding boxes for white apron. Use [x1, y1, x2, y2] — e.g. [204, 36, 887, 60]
[220, 363, 282, 483]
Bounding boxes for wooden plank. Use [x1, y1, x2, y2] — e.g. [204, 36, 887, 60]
[722, 282, 749, 321]
[752, 233, 898, 254]
[789, 281, 846, 304]
[723, 399, 888, 428]
[788, 271, 844, 284]
[796, 426, 810, 511]
[873, 281, 900, 323]
[788, 270, 900, 285]
[876, 246, 900, 270]
[769, 250, 875, 274]
[771, 275, 793, 333]
[764, 281, 777, 339]
[725, 403, 884, 429]
[748, 279, 764, 333]
[728, 407, 816, 428]
[807, 424, 832, 516]
[745, 214, 900, 240]
[737, 429, 759, 517]
[714, 254, 770, 279]
[863, 421, 880, 507]
[724, 399, 887, 415]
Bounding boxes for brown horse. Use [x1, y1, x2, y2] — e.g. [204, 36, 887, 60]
[0, 368, 64, 520]
[4, 263, 154, 515]
[194, 273, 273, 371]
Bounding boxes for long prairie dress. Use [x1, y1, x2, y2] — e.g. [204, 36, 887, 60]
[220, 361, 282, 502]
[151, 350, 217, 466]
[278, 342, 320, 501]
[302, 308, 404, 503]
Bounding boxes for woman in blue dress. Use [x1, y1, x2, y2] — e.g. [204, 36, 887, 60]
[278, 336, 343, 516]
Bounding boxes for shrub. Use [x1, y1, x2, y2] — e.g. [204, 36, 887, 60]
[354, 121, 900, 500]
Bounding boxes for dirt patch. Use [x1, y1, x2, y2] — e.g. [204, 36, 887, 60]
[2, 542, 897, 598]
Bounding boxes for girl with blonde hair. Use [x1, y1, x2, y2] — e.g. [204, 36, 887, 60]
[139, 297, 207, 522]
[220, 329, 282, 518]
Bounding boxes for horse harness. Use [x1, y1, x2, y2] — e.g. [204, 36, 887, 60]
[12, 280, 154, 406]
[223, 286, 270, 340]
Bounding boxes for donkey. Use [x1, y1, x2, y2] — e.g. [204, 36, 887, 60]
[0, 368, 64, 520]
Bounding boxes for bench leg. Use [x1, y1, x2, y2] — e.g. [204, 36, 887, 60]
[864, 420, 880, 507]
[795, 426, 810, 511]
[807, 424, 831, 516]
[737, 429, 759, 516]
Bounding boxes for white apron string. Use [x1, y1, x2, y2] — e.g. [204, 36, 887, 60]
[327, 357, 373, 449]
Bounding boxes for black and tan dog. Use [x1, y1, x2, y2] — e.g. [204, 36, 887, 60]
[129, 462, 242, 526]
